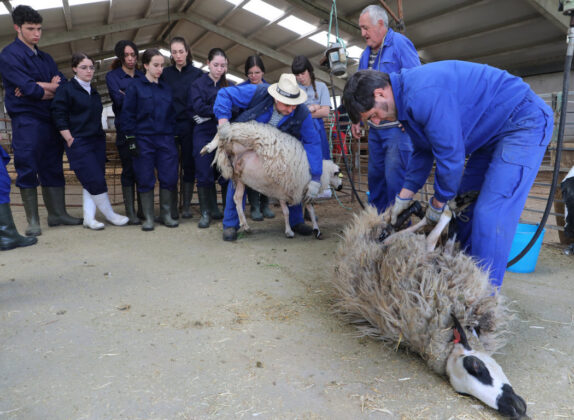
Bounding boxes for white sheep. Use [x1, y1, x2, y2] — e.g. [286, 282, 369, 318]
[200, 121, 343, 238]
[332, 205, 528, 418]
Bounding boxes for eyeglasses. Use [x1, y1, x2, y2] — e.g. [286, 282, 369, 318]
[78, 65, 95, 71]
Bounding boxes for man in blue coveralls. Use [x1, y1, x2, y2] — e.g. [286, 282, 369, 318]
[0, 5, 82, 236]
[214, 73, 323, 242]
[342, 62, 554, 289]
[353, 5, 420, 213]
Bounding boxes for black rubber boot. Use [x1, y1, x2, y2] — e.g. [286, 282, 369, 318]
[42, 186, 83, 226]
[260, 194, 275, 219]
[122, 185, 141, 225]
[160, 189, 179, 228]
[197, 186, 211, 228]
[222, 226, 238, 242]
[136, 191, 144, 220]
[210, 185, 223, 220]
[292, 223, 313, 236]
[171, 185, 180, 220]
[181, 182, 194, 219]
[0, 203, 38, 251]
[247, 187, 263, 221]
[140, 190, 155, 231]
[20, 187, 42, 236]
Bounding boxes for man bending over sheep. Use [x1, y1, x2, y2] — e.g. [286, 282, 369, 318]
[343, 62, 554, 289]
[214, 73, 323, 241]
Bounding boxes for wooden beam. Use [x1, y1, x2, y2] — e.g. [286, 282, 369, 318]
[133, 0, 157, 42]
[2, 0, 12, 14]
[282, 0, 359, 36]
[62, 0, 73, 31]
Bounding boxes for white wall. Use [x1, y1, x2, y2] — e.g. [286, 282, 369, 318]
[523, 72, 574, 95]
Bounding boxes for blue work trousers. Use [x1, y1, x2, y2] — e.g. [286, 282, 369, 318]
[223, 181, 304, 229]
[1, 147, 10, 204]
[193, 123, 220, 187]
[11, 115, 65, 189]
[132, 135, 178, 192]
[116, 130, 138, 187]
[65, 135, 107, 195]
[368, 126, 412, 212]
[456, 92, 554, 289]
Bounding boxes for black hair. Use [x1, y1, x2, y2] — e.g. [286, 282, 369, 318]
[291, 55, 318, 99]
[342, 70, 391, 123]
[71, 52, 94, 69]
[207, 48, 228, 88]
[169, 36, 192, 66]
[12, 5, 42, 26]
[244, 55, 265, 76]
[111, 40, 139, 70]
[142, 48, 163, 66]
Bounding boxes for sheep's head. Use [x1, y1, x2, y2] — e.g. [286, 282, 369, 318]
[322, 160, 343, 192]
[446, 315, 528, 419]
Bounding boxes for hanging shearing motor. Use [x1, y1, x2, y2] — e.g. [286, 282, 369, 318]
[323, 0, 347, 77]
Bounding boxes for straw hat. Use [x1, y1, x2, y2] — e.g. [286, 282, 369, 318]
[267, 73, 307, 105]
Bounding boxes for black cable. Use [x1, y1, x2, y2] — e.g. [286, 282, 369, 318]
[328, 73, 365, 209]
[507, 15, 573, 267]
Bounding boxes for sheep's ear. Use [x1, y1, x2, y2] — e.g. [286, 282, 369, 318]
[451, 314, 471, 351]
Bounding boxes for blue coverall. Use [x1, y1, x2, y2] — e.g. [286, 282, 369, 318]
[0, 147, 10, 204]
[358, 28, 420, 212]
[105, 66, 145, 187]
[51, 78, 108, 195]
[189, 73, 228, 188]
[160, 63, 203, 183]
[120, 78, 178, 193]
[0, 38, 67, 189]
[391, 61, 554, 288]
[213, 83, 323, 230]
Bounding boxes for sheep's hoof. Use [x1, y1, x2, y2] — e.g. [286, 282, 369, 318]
[200, 146, 208, 156]
[313, 229, 322, 239]
[285, 231, 295, 238]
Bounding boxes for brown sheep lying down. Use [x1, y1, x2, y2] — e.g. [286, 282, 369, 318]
[332, 206, 528, 419]
[201, 121, 343, 238]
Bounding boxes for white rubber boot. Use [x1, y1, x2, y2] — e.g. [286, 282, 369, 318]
[92, 192, 129, 226]
[83, 189, 104, 230]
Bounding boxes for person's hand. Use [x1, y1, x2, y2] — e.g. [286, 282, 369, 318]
[64, 136, 74, 147]
[217, 120, 232, 140]
[425, 197, 446, 224]
[51, 75, 61, 84]
[306, 180, 321, 200]
[351, 122, 362, 139]
[14, 87, 22, 97]
[390, 195, 412, 225]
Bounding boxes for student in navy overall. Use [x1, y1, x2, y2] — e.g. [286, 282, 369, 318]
[214, 73, 323, 242]
[343, 62, 554, 289]
[51, 53, 129, 231]
[0, 5, 82, 236]
[120, 48, 179, 231]
[189, 48, 230, 229]
[239, 55, 275, 222]
[105, 40, 145, 225]
[0, 146, 38, 251]
[354, 5, 420, 213]
[160, 37, 203, 219]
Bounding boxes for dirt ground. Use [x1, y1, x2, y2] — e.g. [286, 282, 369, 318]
[1, 198, 573, 420]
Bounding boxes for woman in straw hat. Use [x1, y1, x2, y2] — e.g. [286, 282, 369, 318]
[213, 72, 323, 242]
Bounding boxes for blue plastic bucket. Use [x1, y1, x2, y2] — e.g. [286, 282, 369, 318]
[507, 223, 545, 273]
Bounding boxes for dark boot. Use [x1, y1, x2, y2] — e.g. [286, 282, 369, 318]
[136, 191, 144, 220]
[20, 187, 42, 236]
[197, 186, 211, 228]
[171, 185, 180, 220]
[260, 194, 275, 219]
[247, 187, 263, 221]
[160, 189, 179, 228]
[181, 182, 194, 219]
[210, 185, 223, 220]
[222, 226, 237, 242]
[140, 190, 155, 231]
[122, 185, 141, 225]
[42, 186, 83, 226]
[0, 203, 38, 251]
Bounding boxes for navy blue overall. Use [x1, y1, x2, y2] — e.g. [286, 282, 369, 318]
[0, 147, 10, 204]
[358, 28, 420, 212]
[392, 61, 554, 288]
[120, 78, 178, 193]
[213, 83, 323, 230]
[105, 66, 145, 187]
[0, 38, 67, 188]
[160, 63, 203, 184]
[51, 78, 107, 195]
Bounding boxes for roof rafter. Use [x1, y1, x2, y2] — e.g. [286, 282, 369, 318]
[524, 0, 569, 32]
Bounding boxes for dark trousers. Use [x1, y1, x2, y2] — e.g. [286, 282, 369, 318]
[11, 115, 65, 188]
[1, 147, 10, 204]
[132, 134, 179, 192]
[116, 130, 137, 187]
[192, 123, 221, 187]
[64, 135, 107, 195]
